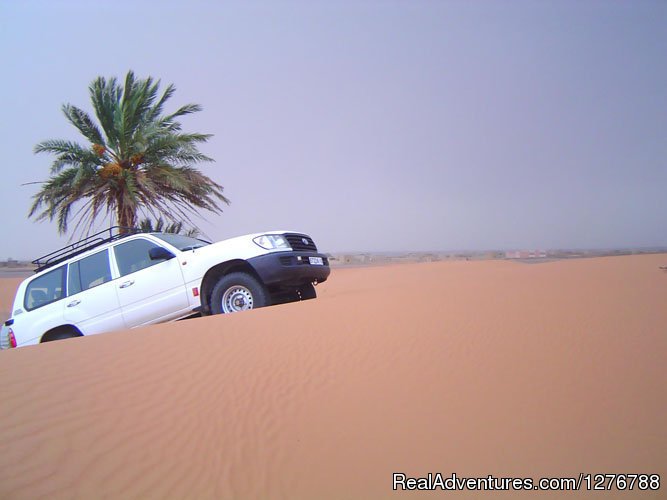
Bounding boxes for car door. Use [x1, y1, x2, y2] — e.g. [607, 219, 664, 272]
[20, 265, 67, 344]
[112, 237, 189, 328]
[63, 249, 125, 335]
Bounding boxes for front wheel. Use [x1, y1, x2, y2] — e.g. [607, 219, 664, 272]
[210, 272, 269, 314]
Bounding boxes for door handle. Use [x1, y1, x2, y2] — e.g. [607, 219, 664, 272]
[119, 280, 135, 289]
[67, 299, 81, 308]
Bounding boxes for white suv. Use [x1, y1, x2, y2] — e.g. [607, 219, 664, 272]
[1, 227, 330, 348]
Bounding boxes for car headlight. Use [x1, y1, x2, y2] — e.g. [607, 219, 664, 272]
[253, 234, 291, 250]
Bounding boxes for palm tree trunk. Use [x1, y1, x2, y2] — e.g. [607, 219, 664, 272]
[117, 204, 136, 232]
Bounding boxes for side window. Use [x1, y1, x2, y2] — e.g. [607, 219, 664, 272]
[24, 266, 66, 311]
[114, 238, 168, 277]
[68, 250, 112, 295]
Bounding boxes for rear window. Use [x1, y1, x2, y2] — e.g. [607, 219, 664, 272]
[24, 266, 66, 311]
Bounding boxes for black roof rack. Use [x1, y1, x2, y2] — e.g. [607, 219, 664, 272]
[32, 226, 143, 273]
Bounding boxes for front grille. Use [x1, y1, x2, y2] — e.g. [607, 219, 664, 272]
[285, 234, 318, 252]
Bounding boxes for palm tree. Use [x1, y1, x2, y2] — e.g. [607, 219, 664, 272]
[29, 70, 229, 236]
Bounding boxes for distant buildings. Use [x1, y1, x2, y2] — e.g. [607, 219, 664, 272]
[505, 250, 547, 259]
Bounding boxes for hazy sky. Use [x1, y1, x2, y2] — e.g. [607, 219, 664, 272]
[1, 0, 665, 258]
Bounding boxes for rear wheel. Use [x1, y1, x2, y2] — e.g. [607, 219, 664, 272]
[210, 272, 268, 314]
[41, 326, 83, 343]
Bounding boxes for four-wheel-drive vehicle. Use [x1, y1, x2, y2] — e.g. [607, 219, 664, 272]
[0, 227, 330, 349]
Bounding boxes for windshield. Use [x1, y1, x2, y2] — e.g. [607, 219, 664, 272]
[152, 233, 211, 251]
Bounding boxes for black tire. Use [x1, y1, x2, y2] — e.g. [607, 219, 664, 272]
[297, 283, 317, 300]
[41, 327, 83, 343]
[210, 272, 268, 315]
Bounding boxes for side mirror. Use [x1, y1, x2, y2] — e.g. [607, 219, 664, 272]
[149, 246, 175, 261]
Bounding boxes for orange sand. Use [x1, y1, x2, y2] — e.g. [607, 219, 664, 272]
[0, 277, 22, 320]
[0, 255, 665, 498]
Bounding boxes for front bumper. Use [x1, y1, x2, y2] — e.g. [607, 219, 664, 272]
[248, 251, 330, 287]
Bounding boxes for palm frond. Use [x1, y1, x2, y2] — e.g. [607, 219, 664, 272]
[62, 104, 104, 145]
[90, 75, 124, 149]
[34, 139, 102, 173]
[147, 83, 175, 122]
[164, 103, 203, 121]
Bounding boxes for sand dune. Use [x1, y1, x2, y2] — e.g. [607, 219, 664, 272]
[0, 255, 665, 498]
[0, 277, 22, 321]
